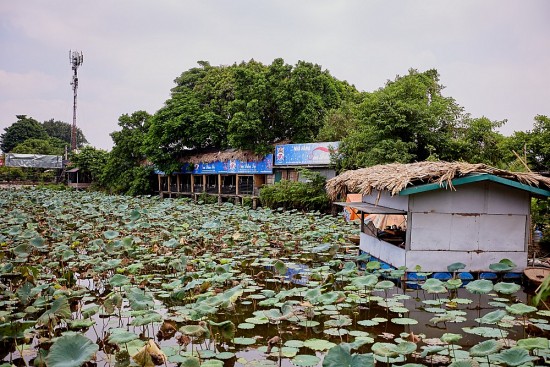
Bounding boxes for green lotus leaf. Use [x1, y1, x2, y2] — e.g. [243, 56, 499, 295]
[233, 337, 256, 345]
[448, 360, 480, 367]
[46, 334, 99, 367]
[126, 287, 155, 311]
[391, 317, 418, 325]
[506, 303, 537, 315]
[208, 320, 235, 340]
[441, 333, 462, 343]
[469, 339, 502, 357]
[493, 282, 520, 295]
[37, 296, 71, 326]
[357, 319, 379, 327]
[215, 351, 235, 360]
[465, 279, 493, 294]
[516, 337, 549, 350]
[462, 326, 508, 338]
[108, 330, 139, 344]
[291, 354, 320, 367]
[0, 320, 36, 341]
[285, 340, 304, 348]
[237, 323, 255, 329]
[477, 309, 507, 324]
[322, 344, 374, 367]
[109, 274, 130, 287]
[351, 274, 379, 289]
[68, 319, 95, 329]
[371, 342, 399, 357]
[494, 347, 536, 366]
[375, 280, 395, 291]
[447, 262, 466, 272]
[103, 230, 119, 240]
[201, 361, 224, 367]
[446, 278, 463, 290]
[489, 261, 515, 272]
[30, 236, 46, 248]
[179, 324, 208, 337]
[317, 291, 343, 305]
[324, 328, 349, 336]
[393, 341, 417, 355]
[131, 311, 162, 326]
[366, 261, 381, 271]
[303, 338, 336, 351]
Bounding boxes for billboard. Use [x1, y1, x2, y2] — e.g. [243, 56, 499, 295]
[5, 153, 63, 169]
[182, 154, 273, 174]
[274, 142, 339, 166]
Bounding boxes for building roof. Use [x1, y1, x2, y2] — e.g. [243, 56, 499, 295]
[179, 149, 266, 164]
[326, 161, 550, 200]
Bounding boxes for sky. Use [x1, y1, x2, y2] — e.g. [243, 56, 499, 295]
[1, 1, 549, 151]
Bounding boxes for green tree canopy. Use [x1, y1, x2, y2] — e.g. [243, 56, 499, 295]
[42, 119, 88, 148]
[145, 59, 359, 172]
[11, 137, 66, 156]
[1, 115, 48, 152]
[102, 111, 153, 195]
[337, 69, 464, 169]
[69, 146, 108, 183]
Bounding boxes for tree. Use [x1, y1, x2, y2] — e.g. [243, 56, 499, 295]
[42, 119, 88, 148]
[337, 69, 463, 170]
[11, 137, 66, 155]
[0, 115, 48, 152]
[68, 146, 108, 183]
[102, 111, 154, 195]
[454, 116, 507, 166]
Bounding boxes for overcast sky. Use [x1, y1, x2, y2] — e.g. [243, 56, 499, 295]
[1, 1, 549, 150]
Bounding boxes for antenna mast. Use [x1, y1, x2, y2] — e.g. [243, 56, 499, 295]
[69, 50, 83, 151]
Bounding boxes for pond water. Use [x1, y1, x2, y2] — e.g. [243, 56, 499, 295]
[0, 188, 549, 367]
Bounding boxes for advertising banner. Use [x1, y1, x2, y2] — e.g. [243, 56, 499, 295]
[182, 154, 273, 174]
[5, 153, 63, 169]
[274, 142, 339, 166]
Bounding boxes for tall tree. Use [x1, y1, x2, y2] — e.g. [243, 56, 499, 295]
[0, 115, 48, 152]
[337, 69, 463, 169]
[503, 115, 550, 172]
[11, 137, 66, 156]
[102, 111, 153, 195]
[42, 119, 88, 148]
[68, 146, 108, 183]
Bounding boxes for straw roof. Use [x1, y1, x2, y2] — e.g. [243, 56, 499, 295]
[179, 149, 265, 165]
[326, 161, 550, 200]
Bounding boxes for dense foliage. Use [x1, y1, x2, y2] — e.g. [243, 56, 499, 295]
[259, 169, 330, 211]
[0, 116, 87, 153]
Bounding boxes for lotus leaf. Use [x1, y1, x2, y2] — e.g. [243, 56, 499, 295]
[462, 326, 508, 338]
[372, 342, 400, 357]
[179, 324, 208, 337]
[489, 261, 515, 272]
[46, 334, 99, 367]
[322, 344, 374, 367]
[103, 230, 119, 239]
[475, 310, 506, 326]
[37, 296, 71, 326]
[234, 337, 256, 345]
[131, 311, 162, 326]
[108, 330, 139, 344]
[448, 360, 479, 367]
[291, 354, 320, 367]
[493, 282, 521, 295]
[126, 287, 155, 311]
[465, 279, 493, 294]
[215, 352, 235, 359]
[447, 262, 466, 272]
[494, 347, 536, 366]
[441, 333, 462, 343]
[351, 274, 378, 289]
[109, 274, 130, 287]
[516, 337, 549, 350]
[469, 339, 502, 357]
[303, 338, 336, 351]
[391, 317, 418, 325]
[375, 280, 395, 290]
[506, 303, 537, 315]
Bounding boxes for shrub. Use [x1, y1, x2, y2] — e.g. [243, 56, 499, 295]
[260, 169, 330, 211]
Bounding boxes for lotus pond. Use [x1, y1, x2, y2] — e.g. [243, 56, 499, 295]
[1, 188, 550, 367]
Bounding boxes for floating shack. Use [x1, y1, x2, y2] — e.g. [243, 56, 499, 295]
[327, 161, 550, 272]
[157, 150, 273, 205]
[273, 142, 339, 183]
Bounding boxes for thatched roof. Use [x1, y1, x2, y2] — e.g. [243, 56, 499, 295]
[326, 161, 550, 200]
[180, 149, 265, 165]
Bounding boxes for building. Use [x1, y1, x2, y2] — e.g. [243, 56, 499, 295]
[327, 161, 550, 272]
[157, 149, 273, 206]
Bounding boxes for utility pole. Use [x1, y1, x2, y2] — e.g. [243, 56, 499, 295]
[69, 50, 83, 151]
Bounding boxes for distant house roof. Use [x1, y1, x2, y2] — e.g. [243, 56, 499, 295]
[179, 149, 265, 164]
[326, 161, 550, 200]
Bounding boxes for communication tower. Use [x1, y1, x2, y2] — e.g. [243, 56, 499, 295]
[69, 50, 84, 151]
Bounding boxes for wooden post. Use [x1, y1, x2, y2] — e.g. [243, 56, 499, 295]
[252, 198, 257, 210]
[176, 174, 181, 193]
[202, 175, 206, 193]
[191, 174, 194, 194]
[167, 175, 172, 197]
[157, 175, 162, 197]
[218, 174, 222, 194]
[236, 174, 240, 196]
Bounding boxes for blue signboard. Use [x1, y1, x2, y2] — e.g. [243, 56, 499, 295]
[182, 154, 273, 174]
[274, 142, 339, 166]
